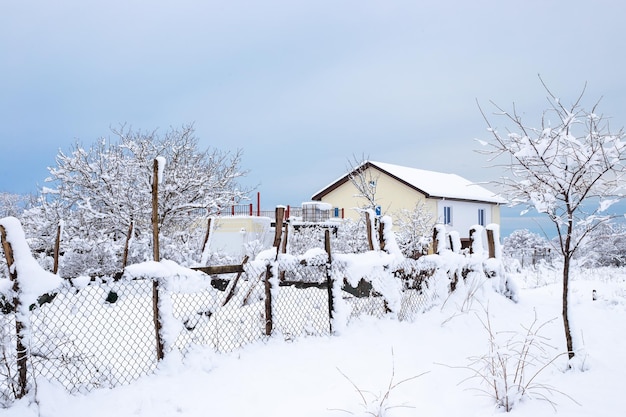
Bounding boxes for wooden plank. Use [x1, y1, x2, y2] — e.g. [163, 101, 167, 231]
[192, 264, 245, 275]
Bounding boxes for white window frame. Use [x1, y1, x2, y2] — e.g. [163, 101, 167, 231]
[478, 208, 485, 226]
[443, 206, 452, 225]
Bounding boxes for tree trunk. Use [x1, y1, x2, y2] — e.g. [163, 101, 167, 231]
[562, 254, 574, 359]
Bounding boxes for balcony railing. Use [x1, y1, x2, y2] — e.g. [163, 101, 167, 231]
[212, 204, 344, 222]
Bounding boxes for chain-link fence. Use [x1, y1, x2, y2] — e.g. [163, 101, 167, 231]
[0, 254, 449, 405]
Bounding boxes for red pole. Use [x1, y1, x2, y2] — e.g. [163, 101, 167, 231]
[286, 205, 290, 219]
[257, 192, 260, 217]
[249, 203, 253, 216]
[341, 208, 344, 219]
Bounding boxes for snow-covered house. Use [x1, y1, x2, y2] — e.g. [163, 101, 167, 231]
[311, 160, 506, 243]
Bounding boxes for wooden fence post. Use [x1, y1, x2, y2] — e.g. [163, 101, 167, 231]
[151, 159, 160, 262]
[324, 229, 334, 334]
[432, 225, 440, 254]
[378, 219, 386, 252]
[53, 221, 62, 275]
[469, 227, 477, 255]
[264, 263, 273, 336]
[273, 206, 285, 253]
[487, 228, 496, 258]
[0, 225, 28, 399]
[151, 158, 164, 361]
[365, 211, 374, 251]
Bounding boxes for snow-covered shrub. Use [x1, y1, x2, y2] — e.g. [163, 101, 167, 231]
[502, 229, 555, 270]
[287, 218, 370, 257]
[394, 202, 434, 259]
[574, 222, 626, 267]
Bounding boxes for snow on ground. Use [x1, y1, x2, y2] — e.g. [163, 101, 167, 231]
[2, 267, 625, 417]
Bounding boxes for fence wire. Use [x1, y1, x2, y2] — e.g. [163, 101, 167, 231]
[0, 257, 443, 404]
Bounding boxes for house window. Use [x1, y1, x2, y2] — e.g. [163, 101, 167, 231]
[478, 208, 485, 226]
[443, 206, 452, 225]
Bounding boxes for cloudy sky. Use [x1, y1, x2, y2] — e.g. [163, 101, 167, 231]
[2, 0, 625, 236]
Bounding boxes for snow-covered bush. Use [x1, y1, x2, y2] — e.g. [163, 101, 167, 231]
[394, 202, 434, 259]
[574, 222, 626, 267]
[287, 219, 370, 256]
[502, 229, 555, 270]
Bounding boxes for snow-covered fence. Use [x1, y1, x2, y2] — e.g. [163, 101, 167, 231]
[0, 216, 511, 403]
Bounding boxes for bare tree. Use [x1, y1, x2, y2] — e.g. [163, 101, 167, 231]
[478, 79, 626, 361]
[346, 155, 380, 211]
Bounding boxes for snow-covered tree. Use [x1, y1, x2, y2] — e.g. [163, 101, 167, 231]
[478, 80, 626, 361]
[502, 229, 555, 268]
[395, 202, 434, 259]
[0, 192, 31, 218]
[575, 222, 626, 267]
[503, 229, 551, 251]
[23, 124, 250, 276]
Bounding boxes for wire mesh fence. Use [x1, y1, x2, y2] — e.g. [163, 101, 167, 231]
[0, 255, 447, 404]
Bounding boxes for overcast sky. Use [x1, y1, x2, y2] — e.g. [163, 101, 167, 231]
[2, 0, 625, 236]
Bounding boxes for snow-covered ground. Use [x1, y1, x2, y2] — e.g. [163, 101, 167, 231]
[2, 266, 625, 417]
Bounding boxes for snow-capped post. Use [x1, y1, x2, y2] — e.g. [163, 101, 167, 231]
[151, 157, 165, 361]
[264, 206, 285, 336]
[0, 223, 28, 398]
[324, 229, 334, 333]
[152, 157, 165, 262]
[432, 224, 446, 255]
[53, 219, 63, 274]
[378, 218, 386, 252]
[469, 225, 484, 256]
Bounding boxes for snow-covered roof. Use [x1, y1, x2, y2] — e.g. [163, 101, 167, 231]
[312, 160, 506, 204]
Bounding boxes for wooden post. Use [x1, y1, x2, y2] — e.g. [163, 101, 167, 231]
[378, 219, 386, 252]
[324, 229, 334, 334]
[151, 158, 164, 361]
[52, 222, 61, 274]
[487, 228, 496, 258]
[273, 206, 285, 253]
[121, 220, 134, 270]
[201, 218, 212, 256]
[0, 225, 28, 398]
[151, 159, 160, 262]
[281, 222, 289, 255]
[365, 211, 374, 251]
[432, 226, 439, 255]
[264, 263, 273, 336]
[469, 227, 477, 255]
[221, 256, 249, 307]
